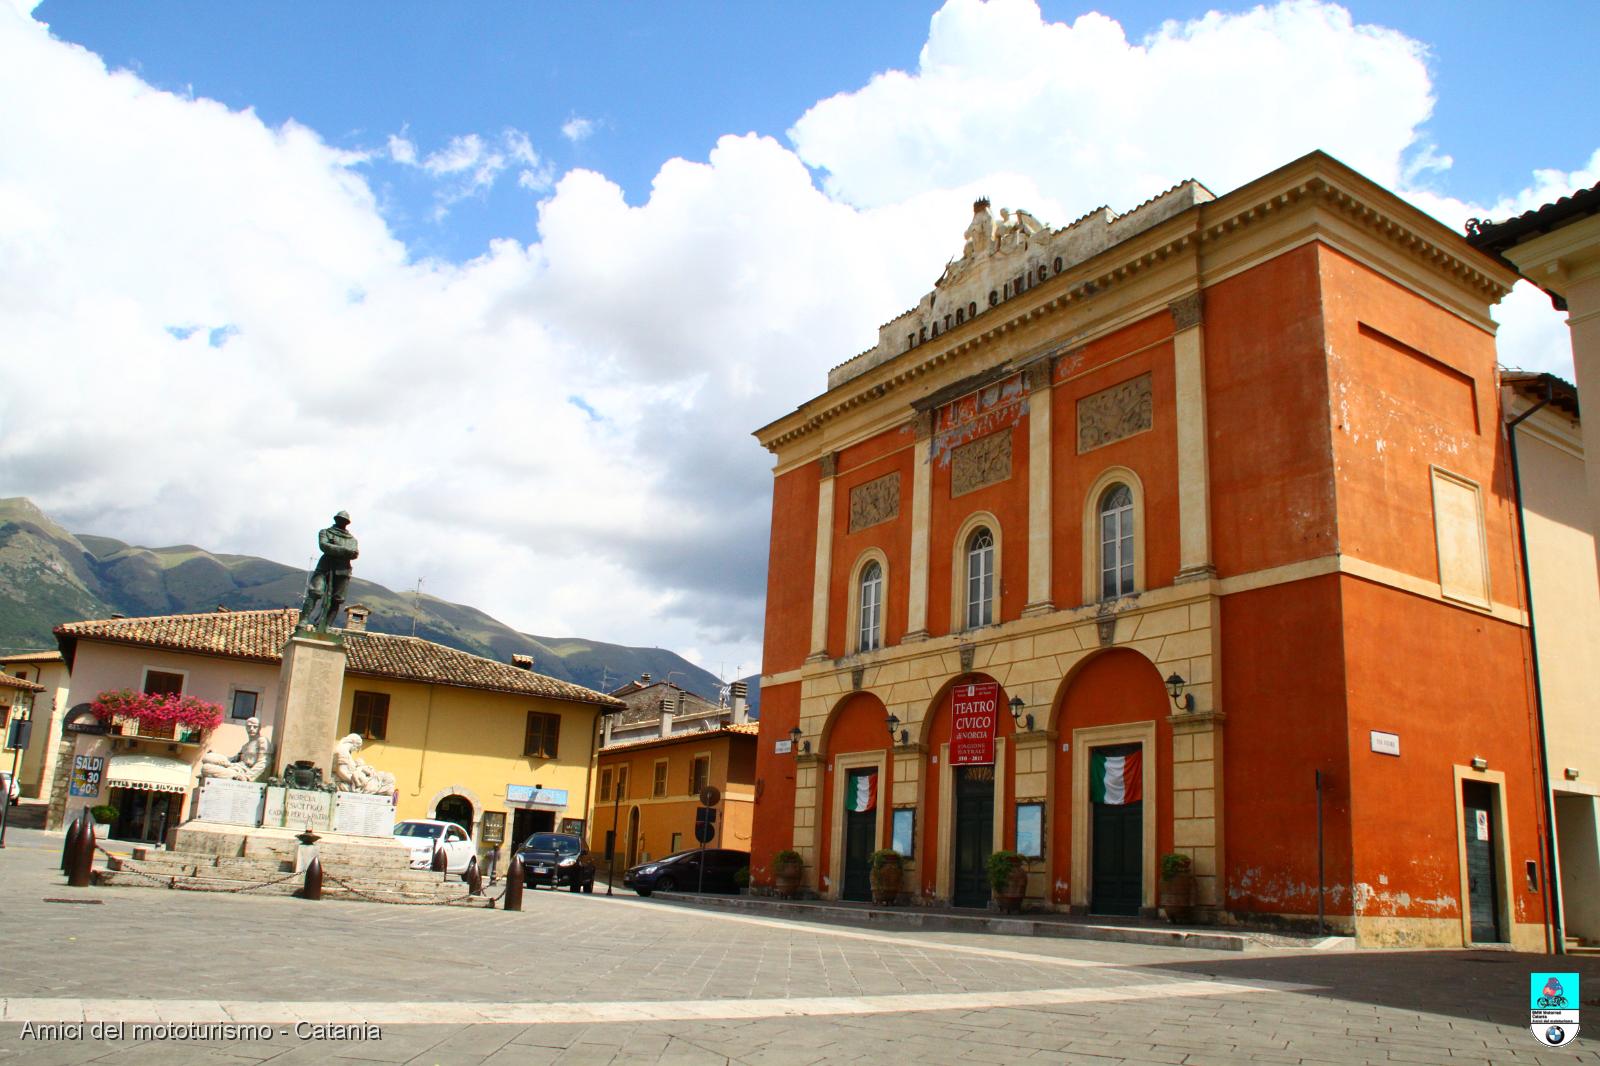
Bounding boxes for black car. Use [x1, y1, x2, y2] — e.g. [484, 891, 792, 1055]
[624, 848, 749, 896]
[516, 832, 595, 892]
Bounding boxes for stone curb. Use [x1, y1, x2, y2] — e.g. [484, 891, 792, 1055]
[650, 892, 1249, 951]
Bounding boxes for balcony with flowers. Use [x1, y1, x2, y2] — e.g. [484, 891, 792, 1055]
[91, 690, 225, 745]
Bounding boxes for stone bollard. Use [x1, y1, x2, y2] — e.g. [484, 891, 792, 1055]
[67, 818, 95, 888]
[503, 856, 524, 911]
[466, 856, 483, 896]
[62, 814, 82, 873]
[302, 857, 323, 901]
[431, 844, 447, 873]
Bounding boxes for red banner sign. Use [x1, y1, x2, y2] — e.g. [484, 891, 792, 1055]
[950, 682, 999, 766]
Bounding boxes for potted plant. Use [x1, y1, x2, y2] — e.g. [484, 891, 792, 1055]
[734, 865, 750, 894]
[986, 850, 1029, 913]
[869, 849, 904, 905]
[89, 804, 118, 829]
[1159, 852, 1196, 924]
[772, 849, 803, 899]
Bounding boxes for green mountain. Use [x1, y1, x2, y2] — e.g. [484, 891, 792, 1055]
[0, 496, 744, 706]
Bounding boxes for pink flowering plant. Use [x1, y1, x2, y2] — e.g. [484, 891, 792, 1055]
[91, 689, 224, 734]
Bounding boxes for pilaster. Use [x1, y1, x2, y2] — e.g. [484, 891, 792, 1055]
[1023, 360, 1055, 616]
[1169, 708, 1226, 914]
[807, 453, 838, 662]
[1170, 293, 1216, 583]
[904, 413, 934, 641]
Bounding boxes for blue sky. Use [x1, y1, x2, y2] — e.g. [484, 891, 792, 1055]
[7, 1, 1599, 676]
[36, 1, 1599, 264]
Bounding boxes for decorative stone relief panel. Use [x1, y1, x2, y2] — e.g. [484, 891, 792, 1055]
[951, 431, 1012, 497]
[848, 472, 901, 533]
[1077, 373, 1153, 453]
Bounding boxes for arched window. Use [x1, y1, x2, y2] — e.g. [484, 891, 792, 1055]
[965, 528, 995, 629]
[858, 561, 883, 651]
[1099, 484, 1134, 599]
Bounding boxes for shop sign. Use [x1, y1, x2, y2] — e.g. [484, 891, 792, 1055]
[480, 811, 506, 846]
[506, 784, 568, 808]
[69, 755, 103, 797]
[950, 682, 999, 766]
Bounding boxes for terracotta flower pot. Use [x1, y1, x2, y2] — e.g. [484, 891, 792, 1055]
[1159, 872, 1196, 924]
[994, 864, 1028, 913]
[774, 858, 803, 899]
[870, 860, 903, 905]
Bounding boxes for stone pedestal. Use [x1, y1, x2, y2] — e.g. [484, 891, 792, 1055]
[273, 633, 347, 780]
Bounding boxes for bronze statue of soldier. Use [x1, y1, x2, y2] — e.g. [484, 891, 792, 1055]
[299, 510, 359, 631]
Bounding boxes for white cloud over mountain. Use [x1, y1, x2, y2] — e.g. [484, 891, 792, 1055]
[0, 0, 1589, 675]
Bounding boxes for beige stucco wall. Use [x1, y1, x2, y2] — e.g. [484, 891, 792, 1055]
[2, 658, 71, 797]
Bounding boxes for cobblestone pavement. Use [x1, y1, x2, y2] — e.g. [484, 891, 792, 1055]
[1, 826, 1596, 1065]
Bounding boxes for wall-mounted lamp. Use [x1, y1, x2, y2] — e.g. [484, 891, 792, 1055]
[885, 713, 909, 747]
[1470, 756, 1489, 771]
[789, 726, 811, 756]
[1565, 767, 1581, 781]
[1165, 673, 1195, 713]
[1007, 696, 1034, 732]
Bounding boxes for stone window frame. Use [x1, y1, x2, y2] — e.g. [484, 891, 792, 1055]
[949, 511, 1002, 634]
[844, 547, 891, 655]
[599, 766, 613, 802]
[689, 753, 712, 796]
[1080, 467, 1147, 605]
[228, 686, 260, 721]
[652, 758, 668, 797]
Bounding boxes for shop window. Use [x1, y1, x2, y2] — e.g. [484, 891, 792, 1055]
[653, 759, 668, 797]
[690, 755, 711, 796]
[523, 711, 561, 759]
[965, 527, 995, 628]
[143, 669, 184, 696]
[351, 691, 389, 740]
[230, 689, 259, 720]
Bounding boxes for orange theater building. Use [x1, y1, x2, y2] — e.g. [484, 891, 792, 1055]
[751, 151, 1555, 950]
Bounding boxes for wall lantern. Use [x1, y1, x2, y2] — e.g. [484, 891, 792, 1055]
[1165, 673, 1195, 713]
[1471, 756, 1489, 771]
[789, 726, 810, 756]
[1008, 696, 1034, 733]
[885, 713, 909, 747]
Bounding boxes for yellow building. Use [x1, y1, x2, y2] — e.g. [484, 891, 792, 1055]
[50, 607, 622, 854]
[590, 723, 758, 873]
[1, 651, 67, 799]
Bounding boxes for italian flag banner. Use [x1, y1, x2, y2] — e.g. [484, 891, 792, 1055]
[847, 771, 878, 813]
[1090, 750, 1142, 805]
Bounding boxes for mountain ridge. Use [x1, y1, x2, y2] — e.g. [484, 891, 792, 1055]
[0, 497, 758, 710]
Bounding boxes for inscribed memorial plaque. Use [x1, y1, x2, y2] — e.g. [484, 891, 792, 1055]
[334, 791, 396, 837]
[197, 778, 266, 826]
[283, 787, 333, 831]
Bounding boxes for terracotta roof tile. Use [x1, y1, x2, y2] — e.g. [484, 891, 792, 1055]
[0, 673, 45, 693]
[54, 608, 622, 709]
[0, 650, 65, 664]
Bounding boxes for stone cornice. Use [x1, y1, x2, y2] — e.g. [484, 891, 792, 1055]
[753, 153, 1519, 457]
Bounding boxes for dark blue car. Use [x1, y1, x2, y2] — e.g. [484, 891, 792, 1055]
[624, 848, 748, 896]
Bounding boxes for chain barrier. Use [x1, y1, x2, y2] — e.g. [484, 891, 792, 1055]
[94, 846, 510, 906]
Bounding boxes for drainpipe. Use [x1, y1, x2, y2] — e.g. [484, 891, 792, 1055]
[1505, 379, 1564, 955]
[580, 706, 607, 846]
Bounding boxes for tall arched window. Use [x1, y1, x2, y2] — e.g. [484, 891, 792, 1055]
[965, 527, 995, 629]
[858, 561, 883, 651]
[1099, 484, 1134, 599]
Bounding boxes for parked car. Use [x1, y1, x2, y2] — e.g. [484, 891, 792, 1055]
[515, 832, 595, 892]
[0, 772, 18, 806]
[626, 848, 749, 896]
[393, 819, 476, 876]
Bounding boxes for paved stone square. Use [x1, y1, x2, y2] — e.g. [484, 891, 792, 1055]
[1, 825, 1595, 1064]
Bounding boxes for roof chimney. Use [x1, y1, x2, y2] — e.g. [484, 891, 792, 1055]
[343, 604, 370, 632]
[640, 672, 651, 684]
[659, 693, 676, 738]
[512, 654, 535, 671]
[729, 680, 749, 725]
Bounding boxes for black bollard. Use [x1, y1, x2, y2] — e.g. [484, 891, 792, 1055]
[431, 844, 447, 873]
[62, 815, 83, 873]
[302, 857, 323, 900]
[67, 818, 95, 888]
[503, 855, 524, 912]
[465, 856, 483, 896]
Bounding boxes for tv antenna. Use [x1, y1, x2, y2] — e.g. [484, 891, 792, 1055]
[410, 577, 424, 637]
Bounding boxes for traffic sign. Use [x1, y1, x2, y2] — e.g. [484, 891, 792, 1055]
[694, 821, 715, 844]
[699, 785, 721, 807]
[695, 806, 717, 825]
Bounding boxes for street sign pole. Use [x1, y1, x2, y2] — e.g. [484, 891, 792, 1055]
[607, 781, 621, 897]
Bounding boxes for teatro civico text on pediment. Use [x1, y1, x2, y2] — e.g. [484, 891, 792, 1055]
[828, 181, 1216, 391]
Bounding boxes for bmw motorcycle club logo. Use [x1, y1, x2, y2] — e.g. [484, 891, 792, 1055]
[1529, 973, 1580, 1048]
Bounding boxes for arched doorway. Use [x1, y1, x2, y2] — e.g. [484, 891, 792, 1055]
[434, 794, 473, 833]
[820, 691, 891, 902]
[920, 673, 1014, 907]
[626, 806, 641, 867]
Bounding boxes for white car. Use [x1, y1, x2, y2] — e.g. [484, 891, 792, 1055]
[0, 772, 17, 806]
[393, 819, 476, 876]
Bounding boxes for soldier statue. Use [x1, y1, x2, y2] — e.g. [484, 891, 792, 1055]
[299, 510, 359, 631]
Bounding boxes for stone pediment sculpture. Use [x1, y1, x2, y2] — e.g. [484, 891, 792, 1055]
[333, 733, 396, 796]
[200, 716, 273, 782]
